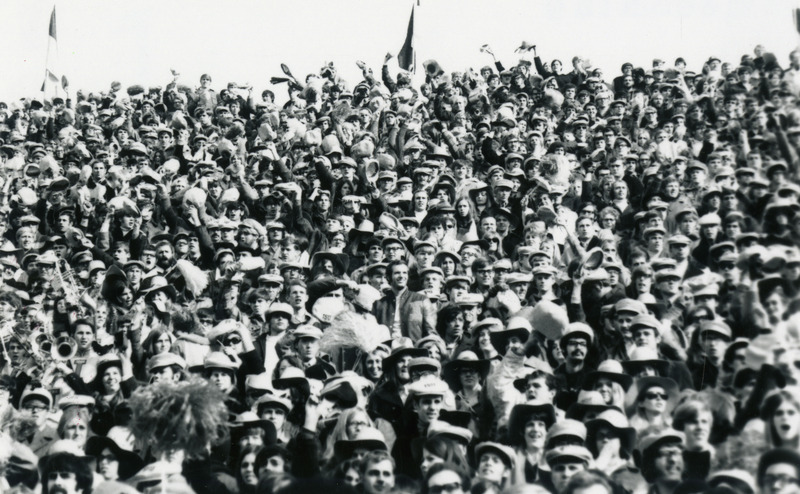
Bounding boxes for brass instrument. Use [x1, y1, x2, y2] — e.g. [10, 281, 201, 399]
[53, 258, 87, 318]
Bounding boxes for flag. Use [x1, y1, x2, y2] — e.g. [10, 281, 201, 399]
[42, 6, 67, 98]
[795, 8, 800, 34]
[397, 4, 415, 72]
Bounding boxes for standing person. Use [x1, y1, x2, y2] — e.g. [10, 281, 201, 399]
[372, 261, 436, 341]
[39, 452, 94, 494]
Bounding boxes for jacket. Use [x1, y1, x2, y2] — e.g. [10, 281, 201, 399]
[372, 289, 436, 341]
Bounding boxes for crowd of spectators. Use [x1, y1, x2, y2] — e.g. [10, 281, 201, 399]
[1, 41, 800, 494]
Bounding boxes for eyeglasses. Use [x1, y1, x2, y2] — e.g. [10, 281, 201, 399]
[644, 392, 668, 401]
[719, 263, 735, 271]
[24, 404, 48, 412]
[429, 482, 463, 494]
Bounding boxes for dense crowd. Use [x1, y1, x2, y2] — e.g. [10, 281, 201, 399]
[0, 41, 800, 494]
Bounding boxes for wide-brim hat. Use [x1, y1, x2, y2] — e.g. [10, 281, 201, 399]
[508, 402, 557, 438]
[272, 366, 311, 394]
[632, 376, 679, 404]
[85, 436, 144, 480]
[489, 327, 530, 354]
[585, 409, 636, 456]
[582, 360, 634, 391]
[443, 351, 490, 389]
[310, 250, 350, 275]
[230, 412, 278, 446]
[383, 337, 428, 370]
[334, 427, 387, 459]
[622, 347, 670, 377]
[566, 390, 614, 421]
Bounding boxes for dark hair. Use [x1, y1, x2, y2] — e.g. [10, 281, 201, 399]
[423, 462, 472, 494]
[422, 436, 471, 474]
[436, 303, 464, 340]
[41, 453, 93, 494]
[563, 471, 615, 494]
[386, 260, 408, 278]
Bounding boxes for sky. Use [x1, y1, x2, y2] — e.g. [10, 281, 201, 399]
[1, 0, 799, 103]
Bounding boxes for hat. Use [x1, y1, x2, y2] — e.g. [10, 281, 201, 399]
[566, 390, 613, 421]
[623, 346, 670, 376]
[545, 445, 594, 466]
[255, 392, 293, 414]
[559, 322, 594, 350]
[85, 436, 144, 480]
[489, 318, 531, 353]
[443, 351, 490, 389]
[334, 427, 387, 459]
[634, 376, 679, 404]
[266, 302, 294, 319]
[474, 442, 516, 469]
[383, 337, 427, 370]
[203, 351, 240, 372]
[293, 325, 323, 341]
[409, 356, 441, 374]
[586, 409, 636, 455]
[758, 448, 800, 487]
[636, 428, 684, 457]
[427, 420, 473, 445]
[407, 375, 449, 398]
[545, 419, 587, 449]
[699, 213, 721, 226]
[57, 394, 96, 410]
[147, 352, 187, 374]
[20, 387, 53, 408]
[582, 360, 634, 391]
[698, 320, 732, 340]
[509, 402, 557, 435]
[615, 298, 647, 316]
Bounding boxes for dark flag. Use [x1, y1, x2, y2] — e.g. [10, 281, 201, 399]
[397, 4, 415, 72]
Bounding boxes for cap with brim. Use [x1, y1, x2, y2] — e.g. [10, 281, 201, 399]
[455, 293, 484, 307]
[698, 320, 732, 340]
[147, 352, 186, 373]
[407, 376, 449, 398]
[334, 427, 387, 459]
[475, 442, 516, 469]
[203, 351, 239, 372]
[545, 445, 594, 467]
[255, 393, 293, 414]
[57, 394, 96, 410]
[427, 420, 473, 444]
[559, 323, 594, 351]
[267, 302, 294, 319]
[20, 387, 53, 408]
[636, 428, 684, 456]
[655, 270, 681, 282]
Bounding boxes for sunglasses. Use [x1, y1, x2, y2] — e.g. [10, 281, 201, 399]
[224, 337, 242, 346]
[644, 392, 668, 401]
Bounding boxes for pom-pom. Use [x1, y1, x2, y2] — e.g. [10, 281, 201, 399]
[318, 310, 390, 355]
[128, 378, 229, 460]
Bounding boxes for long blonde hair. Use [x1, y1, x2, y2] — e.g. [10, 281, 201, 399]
[321, 407, 374, 466]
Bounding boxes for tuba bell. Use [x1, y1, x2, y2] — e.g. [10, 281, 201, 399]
[51, 336, 78, 361]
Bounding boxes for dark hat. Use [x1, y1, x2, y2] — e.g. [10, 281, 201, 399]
[85, 436, 144, 480]
[508, 402, 557, 435]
